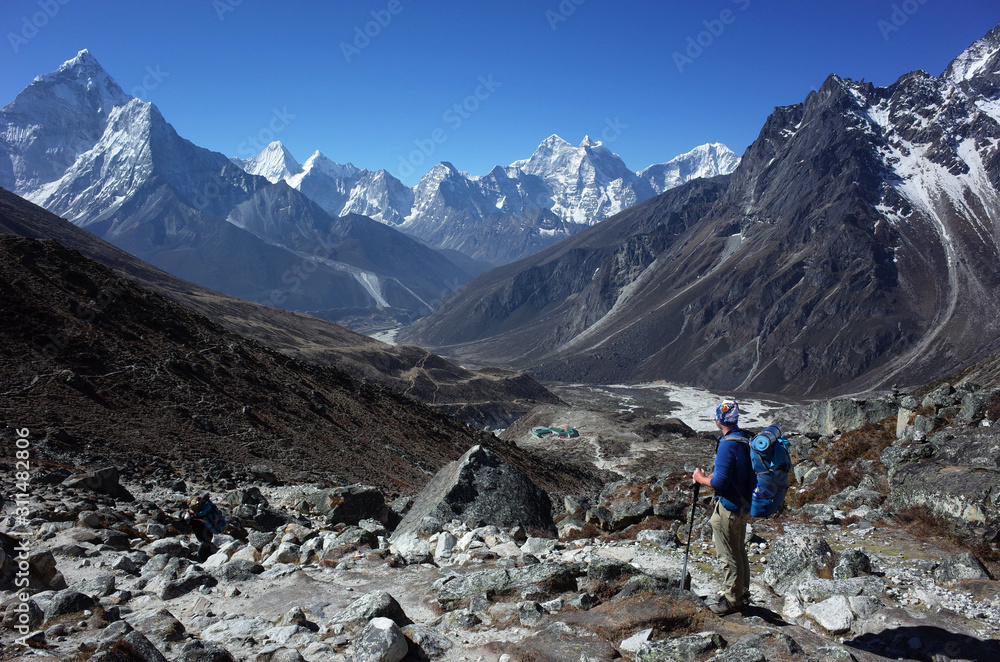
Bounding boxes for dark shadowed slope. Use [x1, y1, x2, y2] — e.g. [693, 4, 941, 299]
[0, 188, 561, 429]
[0, 233, 597, 496]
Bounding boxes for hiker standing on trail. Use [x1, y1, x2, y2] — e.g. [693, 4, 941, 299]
[183, 493, 228, 562]
[692, 399, 755, 615]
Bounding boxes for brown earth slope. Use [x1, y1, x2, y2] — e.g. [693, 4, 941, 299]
[0, 187, 560, 429]
[0, 234, 597, 497]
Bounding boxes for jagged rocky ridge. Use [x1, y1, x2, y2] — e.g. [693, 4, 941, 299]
[0, 50, 471, 327]
[236, 137, 740, 266]
[401, 23, 1000, 397]
[2, 383, 999, 661]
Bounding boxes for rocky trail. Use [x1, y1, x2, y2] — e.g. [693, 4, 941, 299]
[3, 381, 1000, 661]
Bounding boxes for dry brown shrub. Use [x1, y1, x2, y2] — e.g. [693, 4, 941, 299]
[560, 522, 603, 542]
[895, 504, 953, 538]
[606, 516, 676, 542]
[895, 504, 1000, 577]
[791, 418, 896, 506]
[984, 391, 1000, 423]
[560, 594, 702, 643]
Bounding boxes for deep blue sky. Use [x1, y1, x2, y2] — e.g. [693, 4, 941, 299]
[2, 1, 998, 185]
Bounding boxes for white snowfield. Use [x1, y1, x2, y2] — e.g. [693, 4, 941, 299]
[583, 382, 787, 432]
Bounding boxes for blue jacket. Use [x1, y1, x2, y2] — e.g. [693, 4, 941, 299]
[711, 429, 755, 512]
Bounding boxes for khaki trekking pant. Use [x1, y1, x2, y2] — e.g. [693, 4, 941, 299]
[710, 499, 751, 606]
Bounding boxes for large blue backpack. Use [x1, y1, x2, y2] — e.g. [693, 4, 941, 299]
[724, 424, 792, 517]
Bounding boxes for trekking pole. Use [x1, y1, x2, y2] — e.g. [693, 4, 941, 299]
[679, 482, 701, 590]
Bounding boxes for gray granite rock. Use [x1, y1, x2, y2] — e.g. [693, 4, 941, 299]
[391, 446, 555, 547]
[401, 623, 454, 658]
[333, 590, 410, 626]
[297, 484, 388, 525]
[636, 631, 725, 661]
[352, 617, 408, 662]
[43, 589, 95, 622]
[806, 595, 854, 634]
[762, 535, 834, 596]
[934, 552, 991, 584]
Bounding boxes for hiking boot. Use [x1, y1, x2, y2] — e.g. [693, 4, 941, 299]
[710, 597, 740, 615]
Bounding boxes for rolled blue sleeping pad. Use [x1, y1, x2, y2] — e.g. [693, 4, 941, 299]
[751, 424, 782, 452]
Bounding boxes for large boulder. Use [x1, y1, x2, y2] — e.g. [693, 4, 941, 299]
[99, 630, 169, 662]
[805, 595, 854, 635]
[176, 640, 236, 662]
[227, 487, 290, 530]
[436, 562, 577, 610]
[351, 617, 408, 662]
[934, 553, 991, 584]
[333, 591, 411, 627]
[637, 632, 726, 661]
[62, 467, 134, 501]
[297, 484, 388, 525]
[401, 624, 453, 659]
[883, 427, 1000, 539]
[157, 571, 218, 600]
[43, 589, 95, 622]
[390, 445, 555, 549]
[129, 608, 188, 645]
[762, 534, 834, 596]
[796, 397, 897, 436]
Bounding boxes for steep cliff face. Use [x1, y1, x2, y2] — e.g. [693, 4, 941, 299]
[401, 26, 1000, 396]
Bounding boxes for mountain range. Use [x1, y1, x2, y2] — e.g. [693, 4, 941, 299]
[400, 23, 1000, 397]
[0, 50, 472, 329]
[234, 137, 739, 266]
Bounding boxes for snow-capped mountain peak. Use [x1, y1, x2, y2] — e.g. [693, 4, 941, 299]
[1, 52, 472, 325]
[638, 142, 741, 193]
[297, 150, 360, 181]
[1, 49, 135, 193]
[230, 143, 411, 227]
[22, 48, 130, 115]
[233, 141, 301, 183]
[509, 134, 572, 169]
[944, 24, 1000, 83]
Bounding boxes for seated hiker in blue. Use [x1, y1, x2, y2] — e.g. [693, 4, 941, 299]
[183, 493, 228, 562]
[692, 399, 754, 615]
